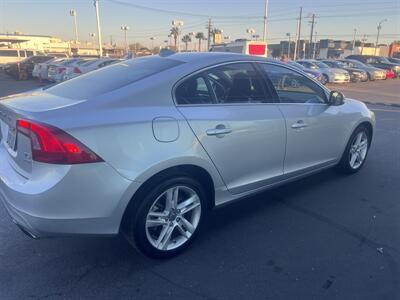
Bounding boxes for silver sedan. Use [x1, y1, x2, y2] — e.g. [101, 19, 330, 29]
[0, 53, 375, 258]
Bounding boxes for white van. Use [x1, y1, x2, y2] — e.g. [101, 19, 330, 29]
[0, 49, 37, 66]
[210, 40, 268, 57]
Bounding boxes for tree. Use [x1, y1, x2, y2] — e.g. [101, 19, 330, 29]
[195, 32, 205, 52]
[181, 34, 192, 51]
[271, 48, 282, 58]
[170, 27, 180, 49]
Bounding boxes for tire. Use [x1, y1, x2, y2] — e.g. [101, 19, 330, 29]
[337, 125, 371, 174]
[127, 175, 207, 258]
[320, 74, 329, 85]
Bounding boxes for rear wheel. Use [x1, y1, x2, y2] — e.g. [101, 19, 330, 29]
[337, 125, 371, 174]
[127, 176, 207, 258]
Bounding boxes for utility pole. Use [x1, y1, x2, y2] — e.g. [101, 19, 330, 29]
[295, 7, 302, 60]
[313, 31, 317, 59]
[375, 19, 387, 55]
[352, 28, 357, 54]
[93, 0, 103, 57]
[263, 0, 269, 42]
[207, 18, 212, 51]
[308, 13, 315, 59]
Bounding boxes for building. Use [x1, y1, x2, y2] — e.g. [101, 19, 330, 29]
[0, 32, 69, 53]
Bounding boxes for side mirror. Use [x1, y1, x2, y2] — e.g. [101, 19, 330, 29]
[329, 91, 344, 106]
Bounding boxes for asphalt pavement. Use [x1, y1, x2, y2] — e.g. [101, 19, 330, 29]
[0, 73, 399, 300]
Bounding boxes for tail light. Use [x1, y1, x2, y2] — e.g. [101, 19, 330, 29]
[73, 67, 81, 74]
[17, 119, 103, 164]
[57, 67, 66, 74]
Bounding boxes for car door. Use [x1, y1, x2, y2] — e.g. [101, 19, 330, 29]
[259, 62, 349, 175]
[176, 62, 286, 194]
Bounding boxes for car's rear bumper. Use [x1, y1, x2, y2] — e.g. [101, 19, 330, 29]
[0, 146, 139, 237]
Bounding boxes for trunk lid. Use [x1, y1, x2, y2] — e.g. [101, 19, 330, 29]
[0, 91, 84, 177]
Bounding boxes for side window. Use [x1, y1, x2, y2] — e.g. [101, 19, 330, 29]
[205, 63, 272, 104]
[19, 50, 26, 57]
[26, 51, 34, 57]
[261, 64, 328, 104]
[175, 75, 213, 105]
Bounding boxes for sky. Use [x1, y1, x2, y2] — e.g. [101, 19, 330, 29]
[0, 0, 399, 48]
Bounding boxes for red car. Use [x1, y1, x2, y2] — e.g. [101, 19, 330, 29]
[385, 69, 395, 79]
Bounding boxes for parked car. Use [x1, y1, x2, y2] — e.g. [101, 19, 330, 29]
[5, 55, 54, 80]
[346, 55, 400, 78]
[0, 53, 375, 258]
[62, 58, 120, 81]
[320, 60, 368, 82]
[296, 59, 350, 84]
[287, 61, 323, 83]
[47, 58, 87, 82]
[0, 49, 37, 67]
[32, 58, 67, 81]
[338, 59, 386, 81]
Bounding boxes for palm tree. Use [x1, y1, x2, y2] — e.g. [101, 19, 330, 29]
[170, 27, 180, 50]
[181, 34, 192, 51]
[195, 32, 205, 52]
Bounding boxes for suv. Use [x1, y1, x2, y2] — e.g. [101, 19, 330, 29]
[346, 55, 400, 78]
[6, 55, 54, 80]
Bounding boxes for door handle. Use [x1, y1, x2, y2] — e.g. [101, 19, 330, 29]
[291, 120, 308, 129]
[206, 125, 232, 136]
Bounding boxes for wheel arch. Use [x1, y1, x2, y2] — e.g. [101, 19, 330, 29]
[119, 164, 216, 233]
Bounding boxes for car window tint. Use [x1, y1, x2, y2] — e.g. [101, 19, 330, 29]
[261, 64, 327, 104]
[205, 63, 271, 104]
[176, 75, 213, 105]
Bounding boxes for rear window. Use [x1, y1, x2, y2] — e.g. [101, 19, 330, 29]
[46, 56, 184, 100]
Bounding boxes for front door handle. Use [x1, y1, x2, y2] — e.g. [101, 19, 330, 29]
[206, 125, 232, 136]
[291, 120, 308, 129]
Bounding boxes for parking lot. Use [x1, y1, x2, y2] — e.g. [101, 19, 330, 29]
[0, 73, 399, 299]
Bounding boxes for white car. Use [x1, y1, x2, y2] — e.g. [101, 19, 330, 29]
[47, 58, 88, 82]
[62, 58, 119, 81]
[32, 58, 67, 80]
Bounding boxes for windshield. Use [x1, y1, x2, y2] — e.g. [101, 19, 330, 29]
[46, 56, 184, 100]
[288, 61, 305, 70]
[377, 57, 390, 63]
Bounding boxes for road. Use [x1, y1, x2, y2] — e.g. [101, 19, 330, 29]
[0, 73, 399, 300]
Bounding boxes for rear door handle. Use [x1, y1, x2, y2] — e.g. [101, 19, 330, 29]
[206, 125, 232, 136]
[291, 120, 308, 129]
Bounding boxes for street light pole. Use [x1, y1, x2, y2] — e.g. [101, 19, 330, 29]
[286, 33, 291, 59]
[352, 28, 357, 54]
[121, 25, 129, 54]
[69, 9, 79, 44]
[375, 19, 387, 56]
[93, 0, 103, 57]
[262, 0, 269, 42]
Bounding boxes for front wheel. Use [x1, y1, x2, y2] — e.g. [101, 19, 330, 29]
[128, 176, 207, 258]
[337, 125, 371, 174]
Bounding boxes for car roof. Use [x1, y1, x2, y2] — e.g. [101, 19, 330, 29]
[162, 52, 269, 64]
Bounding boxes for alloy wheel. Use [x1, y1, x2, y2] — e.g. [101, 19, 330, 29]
[145, 185, 202, 251]
[349, 131, 368, 169]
